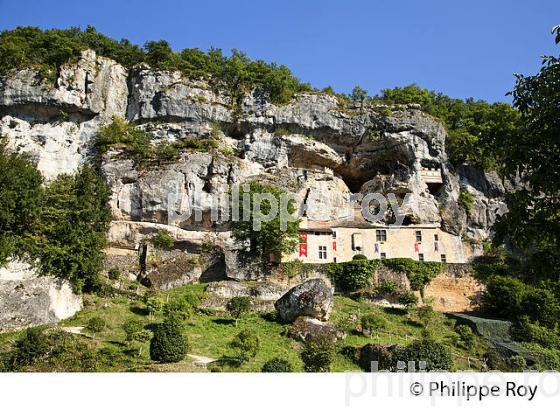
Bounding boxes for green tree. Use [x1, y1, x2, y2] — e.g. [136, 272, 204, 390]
[350, 86, 368, 111]
[149, 317, 188, 363]
[226, 296, 252, 326]
[493, 30, 560, 282]
[35, 165, 111, 291]
[0, 141, 43, 264]
[232, 181, 300, 264]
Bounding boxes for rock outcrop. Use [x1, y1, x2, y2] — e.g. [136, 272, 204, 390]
[274, 279, 334, 322]
[0, 260, 82, 333]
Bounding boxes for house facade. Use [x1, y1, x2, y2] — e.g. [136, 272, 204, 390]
[285, 218, 467, 264]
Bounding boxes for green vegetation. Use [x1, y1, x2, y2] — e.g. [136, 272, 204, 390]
[86, 317, 107, 334]
[360, 313, 386, 337]
[301, 334, 337, 372]
[153, 229, 176, 250]
[459, 189, 474, 215]
[226, 296, 252, 326]
[261, 357, 293, 372]
[373, 84, 520, 169]
[382, 258, 444, 293]
[327, 260, 379, 291]
[0, 142, 110, 292]
[326, 258, 443, 295]
[0, 284, 492, 372]
[149, 316, 189, 363]
[230, 330, 260, 364]
[232, 181, 300, 264]
[0, 26, 310, 104]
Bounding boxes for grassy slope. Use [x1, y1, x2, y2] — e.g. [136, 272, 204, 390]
[1, 283, 489, 372]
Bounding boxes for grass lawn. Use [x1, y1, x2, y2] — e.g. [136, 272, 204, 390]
[1, 283, 489, 372]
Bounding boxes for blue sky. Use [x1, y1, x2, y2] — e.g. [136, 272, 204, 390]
[0, 0, 558, 102]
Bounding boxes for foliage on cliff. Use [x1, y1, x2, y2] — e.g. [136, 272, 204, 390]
[0, 26, 310, 104]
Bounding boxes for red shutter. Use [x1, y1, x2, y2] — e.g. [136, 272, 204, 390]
[299, 243, 308, 257]
[332, 241, 337, 251]
[414, 243, 419, 253]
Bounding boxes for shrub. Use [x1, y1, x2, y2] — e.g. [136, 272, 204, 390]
[399, 339, 453, 371]
[358, 343, 406, 371]
[86, 317, 106, 334]
[149, 317, 188, 363]
[361, 313, 386, 336]
[261, 358, 293, 372]
[153, 230, 175, 249]
[510, 316, 560, 349]
[108, 268, 120, 280]
[146, 296, 164, 318]
[397, 291, 418, 308]
[226, 296, 252, 326]
[12, 328, 49, 368]
[456, 324, 476, 351]
[459, 189, 474, 215]
[327, 260, 379, 292]
[301, 334, 337, 372]
[352, 254, 368, 260]
[230, 330, 260, 363]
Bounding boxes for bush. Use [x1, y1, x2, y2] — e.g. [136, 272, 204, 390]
[153, 230, 175, 249]
[327, 260, 379, 292]
[12, 328, 49, 368]
[226, 296, 252, 326]
[459, 189, 474, 215]
[261, 358, 293, 372]
[352, 254, 368, 260]
[149, 317, 188, 363]
[397, 291, 418, 308]
[510, 316, 560, 349]
[399, 339, 453, 371]
[146, 296, 164, 317]
[86, 317, 106, 334]
[508, 355, 527, 371]
[481, 275, 525, 319]
[230, 330, 260, 363]
[361, 313, 386, 336]
[108, 268, 120, 280]
[301, 334, 337, 372]
[456, 324, 476, 350]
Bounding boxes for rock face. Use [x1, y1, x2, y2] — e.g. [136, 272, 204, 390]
[201, 280, 288, 311]
[0, 50, 511, 296]
[0, 260, 82, 332]
[275, 279, 334, 322]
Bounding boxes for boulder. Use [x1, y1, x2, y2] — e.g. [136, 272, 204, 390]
[0, 260, 82, 332]
[274, 278, 334, 322]
[201, 280, 288, 311]
[288, 316, 344, 343]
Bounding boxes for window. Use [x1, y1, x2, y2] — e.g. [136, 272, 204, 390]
[434, 234, 439, 241]
[332, 231, 337, 239]
[415, 230, 422, 242]
[376, 229, 387, 242]
[352, 233, 363, 251]
[418, 253, 424, 262]
[318, 245, 327, 260]
[380, 252, 387, 260]
[441, 254, 447, 263]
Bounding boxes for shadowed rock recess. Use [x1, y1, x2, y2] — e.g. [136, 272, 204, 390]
[0, 50, 507, 329]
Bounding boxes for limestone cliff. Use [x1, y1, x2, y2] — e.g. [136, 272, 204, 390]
[0, 50, 504, 308]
